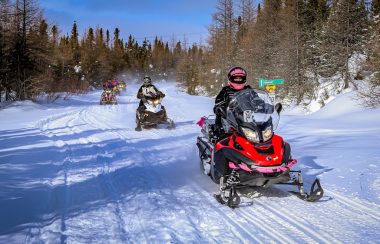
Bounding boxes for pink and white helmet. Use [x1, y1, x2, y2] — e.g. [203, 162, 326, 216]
[227, 66, 247, 90]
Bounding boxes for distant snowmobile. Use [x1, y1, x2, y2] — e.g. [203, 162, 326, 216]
[118, 81, 126, 92]
[100, 89, 117, 105]
[110, 80, 120, 95]
[135, 94, 174, 131]
[196, 89, 323, 208]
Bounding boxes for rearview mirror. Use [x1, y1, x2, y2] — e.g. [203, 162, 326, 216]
[275, 103, 282, 114]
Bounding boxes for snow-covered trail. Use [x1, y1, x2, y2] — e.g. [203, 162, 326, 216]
[0, 82, 379, 243]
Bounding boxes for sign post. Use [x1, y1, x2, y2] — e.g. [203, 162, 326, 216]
[259, 78, 284, 88]
[258, 78, 284, 103]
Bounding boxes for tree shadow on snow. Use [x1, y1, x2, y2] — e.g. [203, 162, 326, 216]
[0, 126, 203, 237]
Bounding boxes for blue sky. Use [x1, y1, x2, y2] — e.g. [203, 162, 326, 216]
[38, 0, 218, 47]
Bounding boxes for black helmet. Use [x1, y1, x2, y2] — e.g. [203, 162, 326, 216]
[143, 76, 152, 85]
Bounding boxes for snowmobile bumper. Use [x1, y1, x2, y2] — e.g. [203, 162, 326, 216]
[139, 110, 174, 128]
[100, 94, 117, 105]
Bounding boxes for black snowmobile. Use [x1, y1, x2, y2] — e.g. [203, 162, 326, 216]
[135, 94, 175, 131]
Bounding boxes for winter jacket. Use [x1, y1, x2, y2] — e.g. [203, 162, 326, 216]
[137, 84, 165, 99]
[213, 85, 252, 117]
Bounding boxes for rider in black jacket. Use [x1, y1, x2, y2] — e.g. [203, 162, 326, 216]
[135, 76, 166, 131]
[213, 67, 252, 136]
[137, 76, 165, 106]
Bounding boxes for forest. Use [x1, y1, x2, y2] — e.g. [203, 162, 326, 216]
[0, 0, 379, 107]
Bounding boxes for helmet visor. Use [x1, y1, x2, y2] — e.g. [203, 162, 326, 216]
[230, 76, 246, 84]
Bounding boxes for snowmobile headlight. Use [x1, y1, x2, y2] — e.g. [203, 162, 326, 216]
[262, 127, 273, 142]
[153, 99, 160, 105]
[241, 127, 259, 143]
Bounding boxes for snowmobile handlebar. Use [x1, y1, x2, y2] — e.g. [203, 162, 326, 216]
[215, 106, 226, 117]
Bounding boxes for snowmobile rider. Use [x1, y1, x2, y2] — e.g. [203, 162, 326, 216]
[135, 76, 166, 131]
[137, 76, 165, 106]
[103, 81, 115, 90]
[213, 66, 252, 137]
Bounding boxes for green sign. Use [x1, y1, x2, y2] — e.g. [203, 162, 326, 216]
[259, 78, 284, 88]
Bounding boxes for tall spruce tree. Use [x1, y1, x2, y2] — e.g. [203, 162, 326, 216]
[373, 0, 380, 16]
[319, 0, 369, 89]
[8, 0, 48, 99]
[361, 5, 380, 106]
[0, 0, 12, 101]
[70, 21, 80, 64]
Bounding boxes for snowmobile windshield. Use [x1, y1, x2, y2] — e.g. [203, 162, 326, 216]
[146, 97, 162, 106]
[226, 89, 280, 131]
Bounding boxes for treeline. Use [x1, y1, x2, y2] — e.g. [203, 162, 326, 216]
[1, 0, 379, 107]
[0, 0, 193, 102]
[178, 0, 380, 107]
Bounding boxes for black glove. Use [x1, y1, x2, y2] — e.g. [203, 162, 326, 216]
[215, 106, 225, 117]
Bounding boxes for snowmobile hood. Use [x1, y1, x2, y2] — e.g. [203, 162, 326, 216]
[215, 133, 287, 167]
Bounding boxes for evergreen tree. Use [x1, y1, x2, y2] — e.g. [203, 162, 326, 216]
[70, 21, 80, 64]
[177, 44, 204, 94]
[109, 27, 125, 74]
[361, 5, 380, 106]
[7, 0, 48, 99]
[51, 25, 58, 48]
[106, 29, 110, 48]
[319, 0, 369, 88]
[0, 0, 12, 101]
[373, 0, 380, 16]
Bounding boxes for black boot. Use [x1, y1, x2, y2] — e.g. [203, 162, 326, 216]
[213, 124, 224, 139]
[135, 118, 142, 131]
[135, 124, 142, 131]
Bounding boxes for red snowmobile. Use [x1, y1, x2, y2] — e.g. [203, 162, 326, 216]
[100, 88, 117, 105]
[196, 89, 323, 208]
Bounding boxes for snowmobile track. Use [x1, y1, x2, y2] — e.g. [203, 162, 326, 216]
[193, 184, 283, 243]
[85, 108, 258, 243]
[81, 106, 152, 242]
[325, 190, 380, 221]
[77, 108, 132, 243]
[36, 108, 132, 242]
[251, 202, 339, 243]
[38, 111, 80, 243]
[238, 206, 308, 243]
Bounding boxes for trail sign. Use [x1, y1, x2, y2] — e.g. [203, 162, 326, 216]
[265, 84, 276, 93]
[259, 78, 284, 88]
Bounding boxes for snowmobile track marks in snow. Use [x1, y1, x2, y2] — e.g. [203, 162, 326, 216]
[253, 201, 339, 243]
[326, 190, 380, 221]
[194, 185, 278, 243]
[82, 107, 156, 242]
[79, 108, 134, 243]
[238, 206, 309, 243]
[38, 112, 80, 243]
[36, 108, 132, 242]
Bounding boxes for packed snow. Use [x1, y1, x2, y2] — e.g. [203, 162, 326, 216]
[0, 81, 379, 243]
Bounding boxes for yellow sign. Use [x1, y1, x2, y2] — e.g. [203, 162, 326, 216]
[265, 85, 276, 93]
